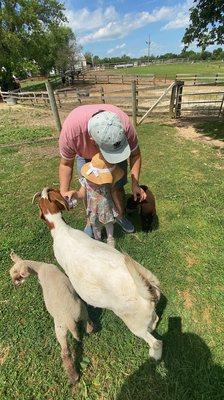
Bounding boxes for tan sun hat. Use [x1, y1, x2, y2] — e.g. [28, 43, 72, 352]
[81, 153, 124, 185]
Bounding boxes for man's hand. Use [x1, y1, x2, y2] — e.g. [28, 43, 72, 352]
[132, 183, 147, 202]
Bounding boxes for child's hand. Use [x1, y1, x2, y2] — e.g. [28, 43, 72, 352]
[62, 190, 77, 199]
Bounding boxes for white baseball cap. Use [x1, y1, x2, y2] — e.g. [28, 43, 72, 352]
[88, 111, 130, 163]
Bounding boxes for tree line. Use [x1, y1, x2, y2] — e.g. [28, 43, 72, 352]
[86, 48, 224, 66]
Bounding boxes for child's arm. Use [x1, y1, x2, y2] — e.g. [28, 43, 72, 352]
[73, 185, 86, 200]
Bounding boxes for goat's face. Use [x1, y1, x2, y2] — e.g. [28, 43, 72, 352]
[32, 188, 69, 229]
[9, 251, 30, 286]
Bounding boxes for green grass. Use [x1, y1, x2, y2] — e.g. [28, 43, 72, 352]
[0, 118, 224, 399]
[0, 109, 55, 145]
[195, 120, 224, 142]
[108, 62, 224, 79]
[21, 76, 62, 92]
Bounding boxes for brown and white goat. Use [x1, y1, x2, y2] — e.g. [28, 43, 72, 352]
[33, 188, 162, 360]
[9, 251, 93, 385]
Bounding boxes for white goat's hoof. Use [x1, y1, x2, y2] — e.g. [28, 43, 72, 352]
[149, 340, 162, 361]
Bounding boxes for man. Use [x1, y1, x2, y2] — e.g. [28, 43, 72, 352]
[59, 104, 146, 234]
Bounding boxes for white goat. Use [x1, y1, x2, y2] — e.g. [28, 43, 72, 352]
[33, 188, 162, 360]
[9, 251, 93, 384]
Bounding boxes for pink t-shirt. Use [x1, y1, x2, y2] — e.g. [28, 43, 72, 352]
[59, 104, 138, 160]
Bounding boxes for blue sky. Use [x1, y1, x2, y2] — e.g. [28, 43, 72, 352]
[63, 0, 215, 57]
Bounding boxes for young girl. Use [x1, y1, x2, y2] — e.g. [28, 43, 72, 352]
[73, 153, 124, 247]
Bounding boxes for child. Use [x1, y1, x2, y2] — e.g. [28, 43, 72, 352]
[73, 153, 124, 247]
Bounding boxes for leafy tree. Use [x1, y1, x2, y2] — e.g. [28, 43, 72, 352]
[183, 0, 224, 47]
[212, 47, 224, 60]
[0, 0, 70, 89]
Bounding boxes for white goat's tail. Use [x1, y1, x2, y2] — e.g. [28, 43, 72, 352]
[123, 253, 161, 303]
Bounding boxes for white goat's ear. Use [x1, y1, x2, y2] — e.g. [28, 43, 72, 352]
[10, 250, 22, 263]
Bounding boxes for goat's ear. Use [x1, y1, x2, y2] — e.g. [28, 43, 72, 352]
[48, 190, 69, 211]
[10, 250, 22, 263]
[39, 208, 44, 220]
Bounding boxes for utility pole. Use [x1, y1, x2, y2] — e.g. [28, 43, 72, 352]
[146, 34, 151, 65]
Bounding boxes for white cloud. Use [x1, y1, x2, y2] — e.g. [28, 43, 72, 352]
[65, 6, 117, 32]
[107, 42, 126, 54]
[161, 0, 193, 31]
[79, 7, 174, 44]
[65, 1, 193, 45]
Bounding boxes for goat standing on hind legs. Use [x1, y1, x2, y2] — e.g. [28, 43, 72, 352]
[9, 251, 93, 385]
[33, 188, 163, 361]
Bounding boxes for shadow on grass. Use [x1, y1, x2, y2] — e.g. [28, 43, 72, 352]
[117, 317, 224, 400]
[195, 121, 224, 142]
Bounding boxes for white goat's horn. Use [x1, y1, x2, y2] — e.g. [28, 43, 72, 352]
[32, 192, 41, 204]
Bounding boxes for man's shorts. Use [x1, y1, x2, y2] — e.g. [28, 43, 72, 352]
[76, 155, 127, 189]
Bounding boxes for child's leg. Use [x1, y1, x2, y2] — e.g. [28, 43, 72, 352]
[92, 224, 102, 241]
[105, 223, 115, 247]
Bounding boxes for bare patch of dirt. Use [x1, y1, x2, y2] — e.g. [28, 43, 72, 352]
[186, 255, 197, 268]
[176, 119, 224, 149]
[180, 290, 194, 309]
[18, 143, 59, 165]
[0, 345, 10, 365]
[0, 103, 55, 128]
[202, 308, 212, 325]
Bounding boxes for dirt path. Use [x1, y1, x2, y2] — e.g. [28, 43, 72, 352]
[175, 118, 224, 149]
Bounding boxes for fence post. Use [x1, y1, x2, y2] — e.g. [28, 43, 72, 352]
[169, 81, 177, 117]
[122, 75, 124, 84]
[95, 75, 97, 84]
[174, 80, 184, 118]
[108, 75, 110, 84]
[131, 81, 137, 128]
[45, 80, 61, 132]
[100, 86, 105, 103]
[218, 93, 224, 117]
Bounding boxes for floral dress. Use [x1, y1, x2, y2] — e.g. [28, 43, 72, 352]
[80, 178, 118, 226]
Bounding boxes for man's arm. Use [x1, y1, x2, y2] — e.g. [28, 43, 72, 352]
[59, 157, 75, 198]
[130, 148, 147, 202]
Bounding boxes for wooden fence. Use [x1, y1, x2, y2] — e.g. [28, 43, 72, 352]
[176, 73, 224, 85]
[1, 79, 224, 131]
[83, 73, 156, 85]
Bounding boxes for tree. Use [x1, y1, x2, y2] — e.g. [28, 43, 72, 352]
[0, 0, 69, 89]
[212, 47, 224, 60]
[182, 0, 224, 48]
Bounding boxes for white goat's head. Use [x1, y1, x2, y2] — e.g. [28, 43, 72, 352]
[9, 251, 31, 286]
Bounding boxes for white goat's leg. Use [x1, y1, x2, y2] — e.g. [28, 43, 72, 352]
[81, 305, 94, 334]
[67, 321, 80, 342]
[121, 315, 162, 361]
[148, 310, 159, 332]
[54, 323, 79, 384]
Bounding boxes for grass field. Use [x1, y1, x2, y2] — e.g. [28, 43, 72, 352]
[0, 109, 224, 399]
[108, 62, 224, 79]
